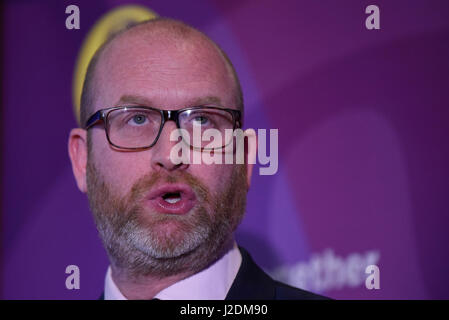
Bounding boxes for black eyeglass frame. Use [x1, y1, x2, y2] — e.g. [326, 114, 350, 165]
[84, 105, 242, 151]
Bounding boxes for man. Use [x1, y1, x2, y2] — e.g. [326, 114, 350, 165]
[68, 17, 325, 300]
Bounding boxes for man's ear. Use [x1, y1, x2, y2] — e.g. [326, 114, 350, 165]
[68, 128, 88, 193]
[244, 129, 257, 190]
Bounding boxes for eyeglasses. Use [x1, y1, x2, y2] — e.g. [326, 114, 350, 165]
[85, 105, 242, 150]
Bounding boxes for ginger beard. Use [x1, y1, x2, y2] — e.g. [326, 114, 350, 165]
[86, 155, 247, 278]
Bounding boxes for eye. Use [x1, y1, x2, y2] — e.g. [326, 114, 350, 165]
[128, 114, 148, 126]
[192, 115, 209, 125]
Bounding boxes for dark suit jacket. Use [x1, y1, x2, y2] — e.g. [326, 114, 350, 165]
[225, 247, 327, 300]
[99, 246, 328, 300]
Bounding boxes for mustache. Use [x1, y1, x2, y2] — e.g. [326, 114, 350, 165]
[126, 170, 211, 206]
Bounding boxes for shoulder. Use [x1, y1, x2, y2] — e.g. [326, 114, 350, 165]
[226, 246, 329, 300]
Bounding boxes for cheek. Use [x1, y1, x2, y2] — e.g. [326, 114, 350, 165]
[90, 134, 150, 195]
[188, 163, 233, 193]
[103, 157, 145, 193]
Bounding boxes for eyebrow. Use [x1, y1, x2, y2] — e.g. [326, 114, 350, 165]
[116, 95, 153, 106]
[189, 96, 222, 106]
[115, 94, 223, 107]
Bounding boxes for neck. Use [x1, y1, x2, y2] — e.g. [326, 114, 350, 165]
[110, 238, 235, 300]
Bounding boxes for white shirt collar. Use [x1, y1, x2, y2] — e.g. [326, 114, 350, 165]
[104, 243, 242, 300]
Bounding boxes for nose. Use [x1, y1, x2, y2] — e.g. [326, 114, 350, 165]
[150, 120, 189, 172]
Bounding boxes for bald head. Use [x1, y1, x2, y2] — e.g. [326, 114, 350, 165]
[80, 18, 243, 127]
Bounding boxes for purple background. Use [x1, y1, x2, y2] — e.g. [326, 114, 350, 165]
[1, 0, 449, 299]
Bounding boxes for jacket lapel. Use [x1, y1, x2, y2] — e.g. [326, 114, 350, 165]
[225, 247, 276, 300]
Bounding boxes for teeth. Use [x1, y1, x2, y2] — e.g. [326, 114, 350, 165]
[164, 197, 181, 204]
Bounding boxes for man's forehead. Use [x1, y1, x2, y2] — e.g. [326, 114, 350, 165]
[92, 22, 235, 108]
[98, 21, 227, 74]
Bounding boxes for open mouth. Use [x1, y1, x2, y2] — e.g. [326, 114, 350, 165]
[162, 192, 182, 204]
[146, 184, 196, 215]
